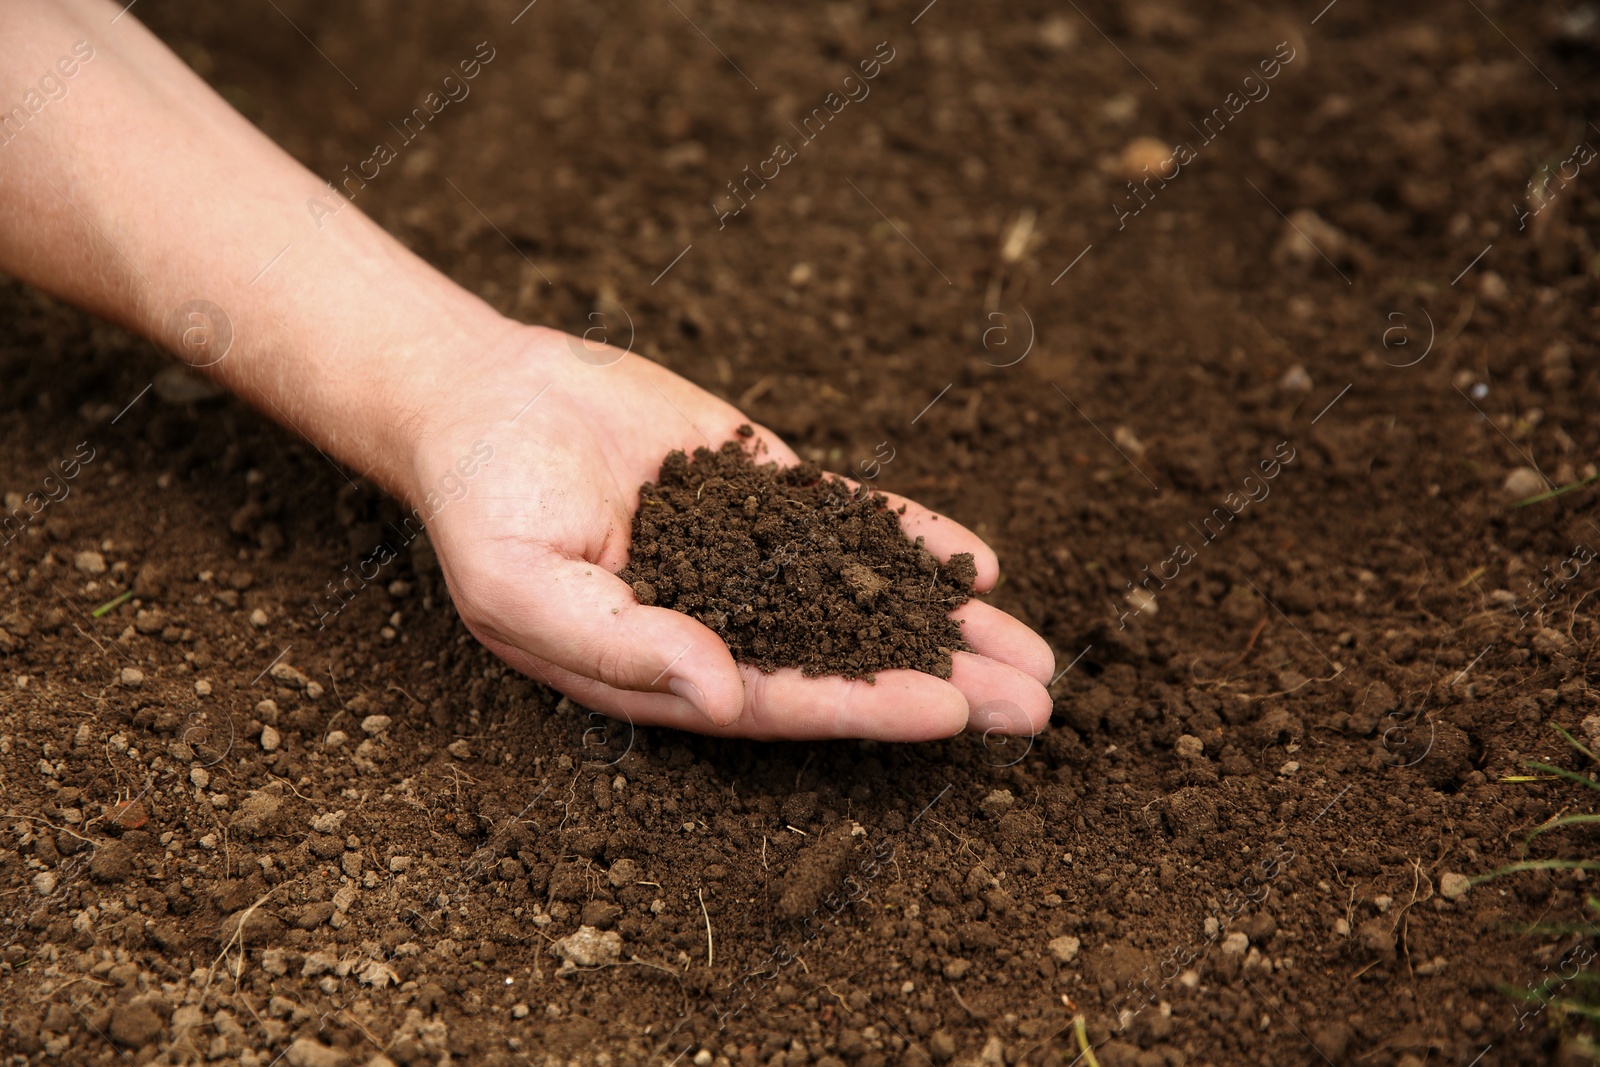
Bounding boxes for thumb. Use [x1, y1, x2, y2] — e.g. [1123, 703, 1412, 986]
[472, 550, 746, 727]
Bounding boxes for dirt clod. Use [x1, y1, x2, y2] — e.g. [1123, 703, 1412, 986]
[776, 824, 855, 920]
[620, 440, 974, 680]
[108, 1001, 163, 1047]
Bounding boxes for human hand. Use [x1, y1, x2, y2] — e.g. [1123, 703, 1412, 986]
[0, 3, 1049, 741]
[407, 325, 1055, 741]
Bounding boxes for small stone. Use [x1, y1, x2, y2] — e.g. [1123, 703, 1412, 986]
[1278, 760, 1300, 775]
[33, 871, 58, 896]
[1117, 135, 1171, 182]
[1174, 734, 1205, 759]
[262, 948, 288, 975]
[285, 1037, 348, 1067]
[694, 1051, 713, 1067]
[1373, 894, 1393, 913]
[1502, 467, 1546, 500]
[341, 852, 364, 879]
[512, 1003, 530, 1019]
[607, 858, 640, 888]
[550, 925, 623, 970]
[1037, 15, 1075, 49]
[1272, 209, 1348, 267]
[1046, 935, 1081, 963]
[193, 679, 212, 696]
[942, 958, 971, 980]
[259, 725, 281, 752]
[1534, 628, 1576, 657]
[249, 608, 269, 628]
[1440, 872, 1471, 900]
[360, 715, 392, 736]
[310, 811, 346, 834]
[356, 958, 398, 989]
[1221, 931, 1250, 955]
[1279, 364, 1313, 392]
[198, 833, 218, 849]
[120, 667, 145, 688]
[74, 550, 106, 575]
[979, 789, 1015, 818]
[269, 661, 309, 689]
[190, 766, 211, 790]
[446, 739, 472, 760]
[929, 1031, 958, 1063]
[324, 730, 348, 749]
[301, 952, 337, 976]
[1478, 270, 1510, 306]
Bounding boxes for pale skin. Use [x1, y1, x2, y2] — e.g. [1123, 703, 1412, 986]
[0, 1, 1055, 741]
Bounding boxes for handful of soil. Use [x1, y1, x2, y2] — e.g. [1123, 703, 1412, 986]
[620, 434, 975, 680]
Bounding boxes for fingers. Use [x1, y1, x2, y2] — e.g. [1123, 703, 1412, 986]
[951, 601, 1055, 684]
[492, 654, 970, 742]
[733, 666, 969, 741]
[466, 551, 746, 728]
[948, 651, 1053, 735]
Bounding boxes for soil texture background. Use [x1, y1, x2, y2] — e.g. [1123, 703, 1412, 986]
[4, 1, 1600, 1065]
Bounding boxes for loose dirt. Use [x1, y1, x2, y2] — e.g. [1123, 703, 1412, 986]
[3, 2, 1600, 1066]
[619, 437, 974, 680]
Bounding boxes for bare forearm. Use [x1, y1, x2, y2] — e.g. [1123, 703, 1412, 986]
[0, 0, 510, 499]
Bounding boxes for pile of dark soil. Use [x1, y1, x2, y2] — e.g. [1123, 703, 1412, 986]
[619, 435, 974, 680]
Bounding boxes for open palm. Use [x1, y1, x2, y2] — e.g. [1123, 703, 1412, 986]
[413, 325, 1053, 741]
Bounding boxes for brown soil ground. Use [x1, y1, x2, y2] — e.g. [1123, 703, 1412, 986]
[4, 1, 1600, 1065]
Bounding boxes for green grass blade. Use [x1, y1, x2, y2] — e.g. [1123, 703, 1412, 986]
[1552, 723, 1600, 764]
[1513, 472, 1600, 508]
[1474, 859, 1600, 885]
[1519, 921, 1600, 936]
[1528, 813, 1600, 842]
[1523, 761, 1600, 793]
[91, 590, 135, 618]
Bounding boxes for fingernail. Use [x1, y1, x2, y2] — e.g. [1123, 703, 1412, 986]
[668, 676, 708, 714]
[971, 699, 1034, 736]
[670, 676, 740, 727]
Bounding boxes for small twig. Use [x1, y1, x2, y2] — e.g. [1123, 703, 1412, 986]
[266, 774, 313, 803]
[386, 684, 424, 707]
[698, 888, 714, 969]
[948, 982, 983, 1019]
[1219, 614, 1269, 674]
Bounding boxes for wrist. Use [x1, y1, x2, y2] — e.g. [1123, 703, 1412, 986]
[340, 296, 525, 508]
